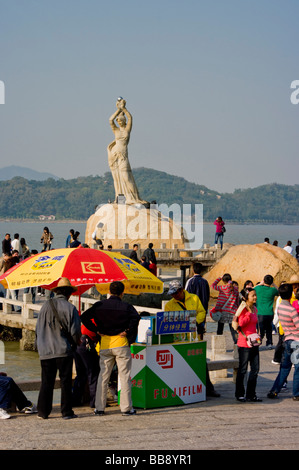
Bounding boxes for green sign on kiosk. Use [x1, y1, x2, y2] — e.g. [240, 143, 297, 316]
[119, 312, 207, 409]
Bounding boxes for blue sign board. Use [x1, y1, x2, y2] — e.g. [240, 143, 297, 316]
[155, 310, 197, 335]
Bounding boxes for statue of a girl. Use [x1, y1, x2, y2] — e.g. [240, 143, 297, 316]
[107, 98, 146, 204]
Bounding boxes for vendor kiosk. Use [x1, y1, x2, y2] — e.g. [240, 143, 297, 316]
[120, 310, 207, 409]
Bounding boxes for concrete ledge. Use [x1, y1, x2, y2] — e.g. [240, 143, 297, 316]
[17, 379, 60, 392]
[207, 359, 238, 371]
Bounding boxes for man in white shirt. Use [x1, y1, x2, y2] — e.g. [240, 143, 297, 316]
[11, 234, 21, 253]
[283, 241, 293, 255]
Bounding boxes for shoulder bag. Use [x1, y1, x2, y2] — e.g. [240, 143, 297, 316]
[240, 330, 262, 348]
[209, 292, 234, 322]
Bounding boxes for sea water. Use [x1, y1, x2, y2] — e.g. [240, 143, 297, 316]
[0, 221, 298, 250]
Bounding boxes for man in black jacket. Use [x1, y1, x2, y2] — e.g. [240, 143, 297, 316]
[129, 244, 139, 263]
[185, 262, 210, 313]
[142, 243, 157, 265]
[2, 234, 11, 256]
[80, 281, 140, 416]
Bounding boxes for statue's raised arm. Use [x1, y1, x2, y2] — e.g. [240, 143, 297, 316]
[109, 98, 132, 134]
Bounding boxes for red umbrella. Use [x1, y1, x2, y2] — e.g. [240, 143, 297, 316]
[0, 247, 164, 313]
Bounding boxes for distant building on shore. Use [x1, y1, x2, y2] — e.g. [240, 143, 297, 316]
[38, 215, 56, 221]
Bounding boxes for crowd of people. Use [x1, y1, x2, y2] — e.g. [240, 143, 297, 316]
[184, 264, 299, 403]
[0, 223, 299, 419]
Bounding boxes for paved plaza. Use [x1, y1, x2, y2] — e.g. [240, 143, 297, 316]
[1, 331, 299, 452]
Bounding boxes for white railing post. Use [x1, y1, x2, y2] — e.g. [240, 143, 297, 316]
[2, 299, 12, 313]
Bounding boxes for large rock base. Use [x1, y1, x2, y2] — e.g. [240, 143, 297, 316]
[85, 203, 187, 251]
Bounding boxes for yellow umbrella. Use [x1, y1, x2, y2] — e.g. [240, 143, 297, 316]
[0, 247, 164, 296]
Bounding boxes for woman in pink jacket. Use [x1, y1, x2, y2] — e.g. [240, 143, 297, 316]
[235, 288, 262, 402]
[214, 217, 225, 249]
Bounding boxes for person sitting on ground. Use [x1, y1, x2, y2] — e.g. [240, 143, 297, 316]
[0, 372, 37, 419]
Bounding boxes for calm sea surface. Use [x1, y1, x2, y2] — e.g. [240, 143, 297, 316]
[0, 221, 298, 388]
[0, 221, 298, 251]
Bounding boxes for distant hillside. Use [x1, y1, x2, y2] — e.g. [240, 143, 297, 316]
[0, 167, 297, 223]
[0, 165, 59, 181]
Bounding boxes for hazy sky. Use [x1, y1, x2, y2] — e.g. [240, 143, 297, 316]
[1, 0, 298, 193]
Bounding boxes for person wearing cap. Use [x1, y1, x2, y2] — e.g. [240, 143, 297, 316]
[35, 277, 81, 420]
[165, 280, 220, 398]
[166, 280, 206, 328]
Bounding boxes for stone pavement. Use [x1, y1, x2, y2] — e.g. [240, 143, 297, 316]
[1, 332, 299, 452]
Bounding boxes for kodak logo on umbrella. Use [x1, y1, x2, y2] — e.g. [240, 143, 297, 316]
[81, 262, 105, 274]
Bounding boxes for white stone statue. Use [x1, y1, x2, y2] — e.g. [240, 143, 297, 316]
[107, 98, 146, 205]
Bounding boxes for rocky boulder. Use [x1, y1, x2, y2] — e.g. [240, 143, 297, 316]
[85, 203, 187, 250]
[204, 243, 299, 297]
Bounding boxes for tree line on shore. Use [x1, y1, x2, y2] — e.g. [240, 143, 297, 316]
[0, 167, 297, 223]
